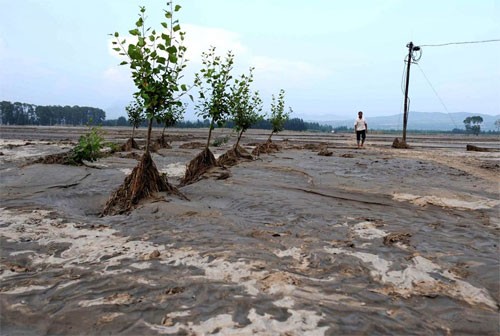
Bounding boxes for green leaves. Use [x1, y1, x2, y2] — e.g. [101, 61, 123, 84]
[129, 29, 140, 36]
[269, 89, 291, 135]
[127, 44, 141, 60]
[110, 2, 190, 151]
[228, 67, 263, 137]
[194, 47, 236, 147]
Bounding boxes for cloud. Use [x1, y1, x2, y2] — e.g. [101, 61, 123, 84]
[183, 24, 247, 62]
[251, 55, 329, 91]
[0, 34, 6, 58]
[103, 22, 324, 106]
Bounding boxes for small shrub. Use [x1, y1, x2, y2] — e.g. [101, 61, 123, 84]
[106, 142, 121, 153]
[70, 127, 104, 164]
[211, 135, 229, 147]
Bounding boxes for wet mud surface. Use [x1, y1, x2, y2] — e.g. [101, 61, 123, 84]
[1, 126, 499, 335]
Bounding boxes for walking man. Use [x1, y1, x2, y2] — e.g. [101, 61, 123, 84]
[354, 111, 368, 148]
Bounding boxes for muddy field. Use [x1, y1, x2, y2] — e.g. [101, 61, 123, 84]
[0, 126, 499, 335]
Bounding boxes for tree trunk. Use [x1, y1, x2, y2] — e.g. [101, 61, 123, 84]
[267, 131, 274, 142]
[145, 119, 153, 153]
[132, 126, 136, 139]
[236, 129, 244, 148]
[206, 118, 215, 150]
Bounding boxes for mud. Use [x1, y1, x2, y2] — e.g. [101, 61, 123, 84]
[0, 126, 499, 335]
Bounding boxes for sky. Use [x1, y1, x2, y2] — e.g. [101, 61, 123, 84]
[0, 0, 499, 122]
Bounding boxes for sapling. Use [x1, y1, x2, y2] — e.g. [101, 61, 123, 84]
[217, 68, 262, 166]
[252, 89, 293, 156]
[122, 99, 144, 151]
[268, 89, 292, 141]
[181, 47, 235, 185]
[103, 2, 189, 215]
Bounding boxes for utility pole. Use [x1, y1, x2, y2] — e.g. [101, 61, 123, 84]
[402, 42, 414, 144]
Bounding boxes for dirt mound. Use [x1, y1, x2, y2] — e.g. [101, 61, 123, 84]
[392, 138, 410, 149]
[151, 134, 172, 152]
[120, 138, 140, 152]
[181, 147, 218, 186]
[102, 151, 186, 216]
[217, 145, 253, 167]
[251, 140, 281, 156]
[317, 148, 333, 156]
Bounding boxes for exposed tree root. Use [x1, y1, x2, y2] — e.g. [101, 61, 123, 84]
[101, 151, 187, 216]
[392, 138, 410, 149]
[151, 134, 172, 152]
[121, 138, 140, 152]
[179, 141, 205, 149]
[217, 144, 253, 167]
[251, 140, 281, 156]
[29, 152, 74, 165]
[180, 147, 219, 186]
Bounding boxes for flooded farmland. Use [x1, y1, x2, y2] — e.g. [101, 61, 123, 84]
[1, 126, 499, 335]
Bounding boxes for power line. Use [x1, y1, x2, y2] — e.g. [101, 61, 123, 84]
[420, 39, 500, 47]
[415, 63, 459, 129]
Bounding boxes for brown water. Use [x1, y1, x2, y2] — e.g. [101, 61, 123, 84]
[1, 127, 499, 335]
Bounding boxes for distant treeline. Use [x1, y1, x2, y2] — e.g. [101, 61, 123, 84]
[102, 116, 334, 132]
[1, 100, 334, 132]
[0, 101, 106, 126]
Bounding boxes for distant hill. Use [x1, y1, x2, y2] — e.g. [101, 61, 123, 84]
[324, 112, 499, 131]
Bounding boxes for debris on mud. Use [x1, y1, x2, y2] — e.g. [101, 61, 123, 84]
[179, 141, 205, 149]
[466, 144, 492, 152]
[317, 147, 333, 156]
[29, 151, 74, 165]
[383, 232, 412, 246]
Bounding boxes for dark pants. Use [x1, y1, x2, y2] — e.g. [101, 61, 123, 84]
[356, 130, 366, 142]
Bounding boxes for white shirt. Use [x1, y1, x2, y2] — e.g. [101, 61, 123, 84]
[354, 117, 367, 131]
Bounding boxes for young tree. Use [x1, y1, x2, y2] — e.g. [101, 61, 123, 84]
[103, 2, 188, 215]
[464, 116, 483, 136]
[216, 68, 262, 167]
[268, 89, 292, 141]
[125, 99, 144, 139]
[160, 102, 185, 137]
[251, 89, 292, 156]
[111, 3, 190, 153]
[195, 47, 235, 149]
[152, 102, 186, 150]
[181, 47, 235, 185]
[230, 68, 263, 148]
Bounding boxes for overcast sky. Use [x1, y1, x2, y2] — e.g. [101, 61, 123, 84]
[1, 0, 499, 121]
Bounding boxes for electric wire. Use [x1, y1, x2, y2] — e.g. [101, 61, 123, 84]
[415, 63, 459, 129]
[419, 39, 500, 47]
